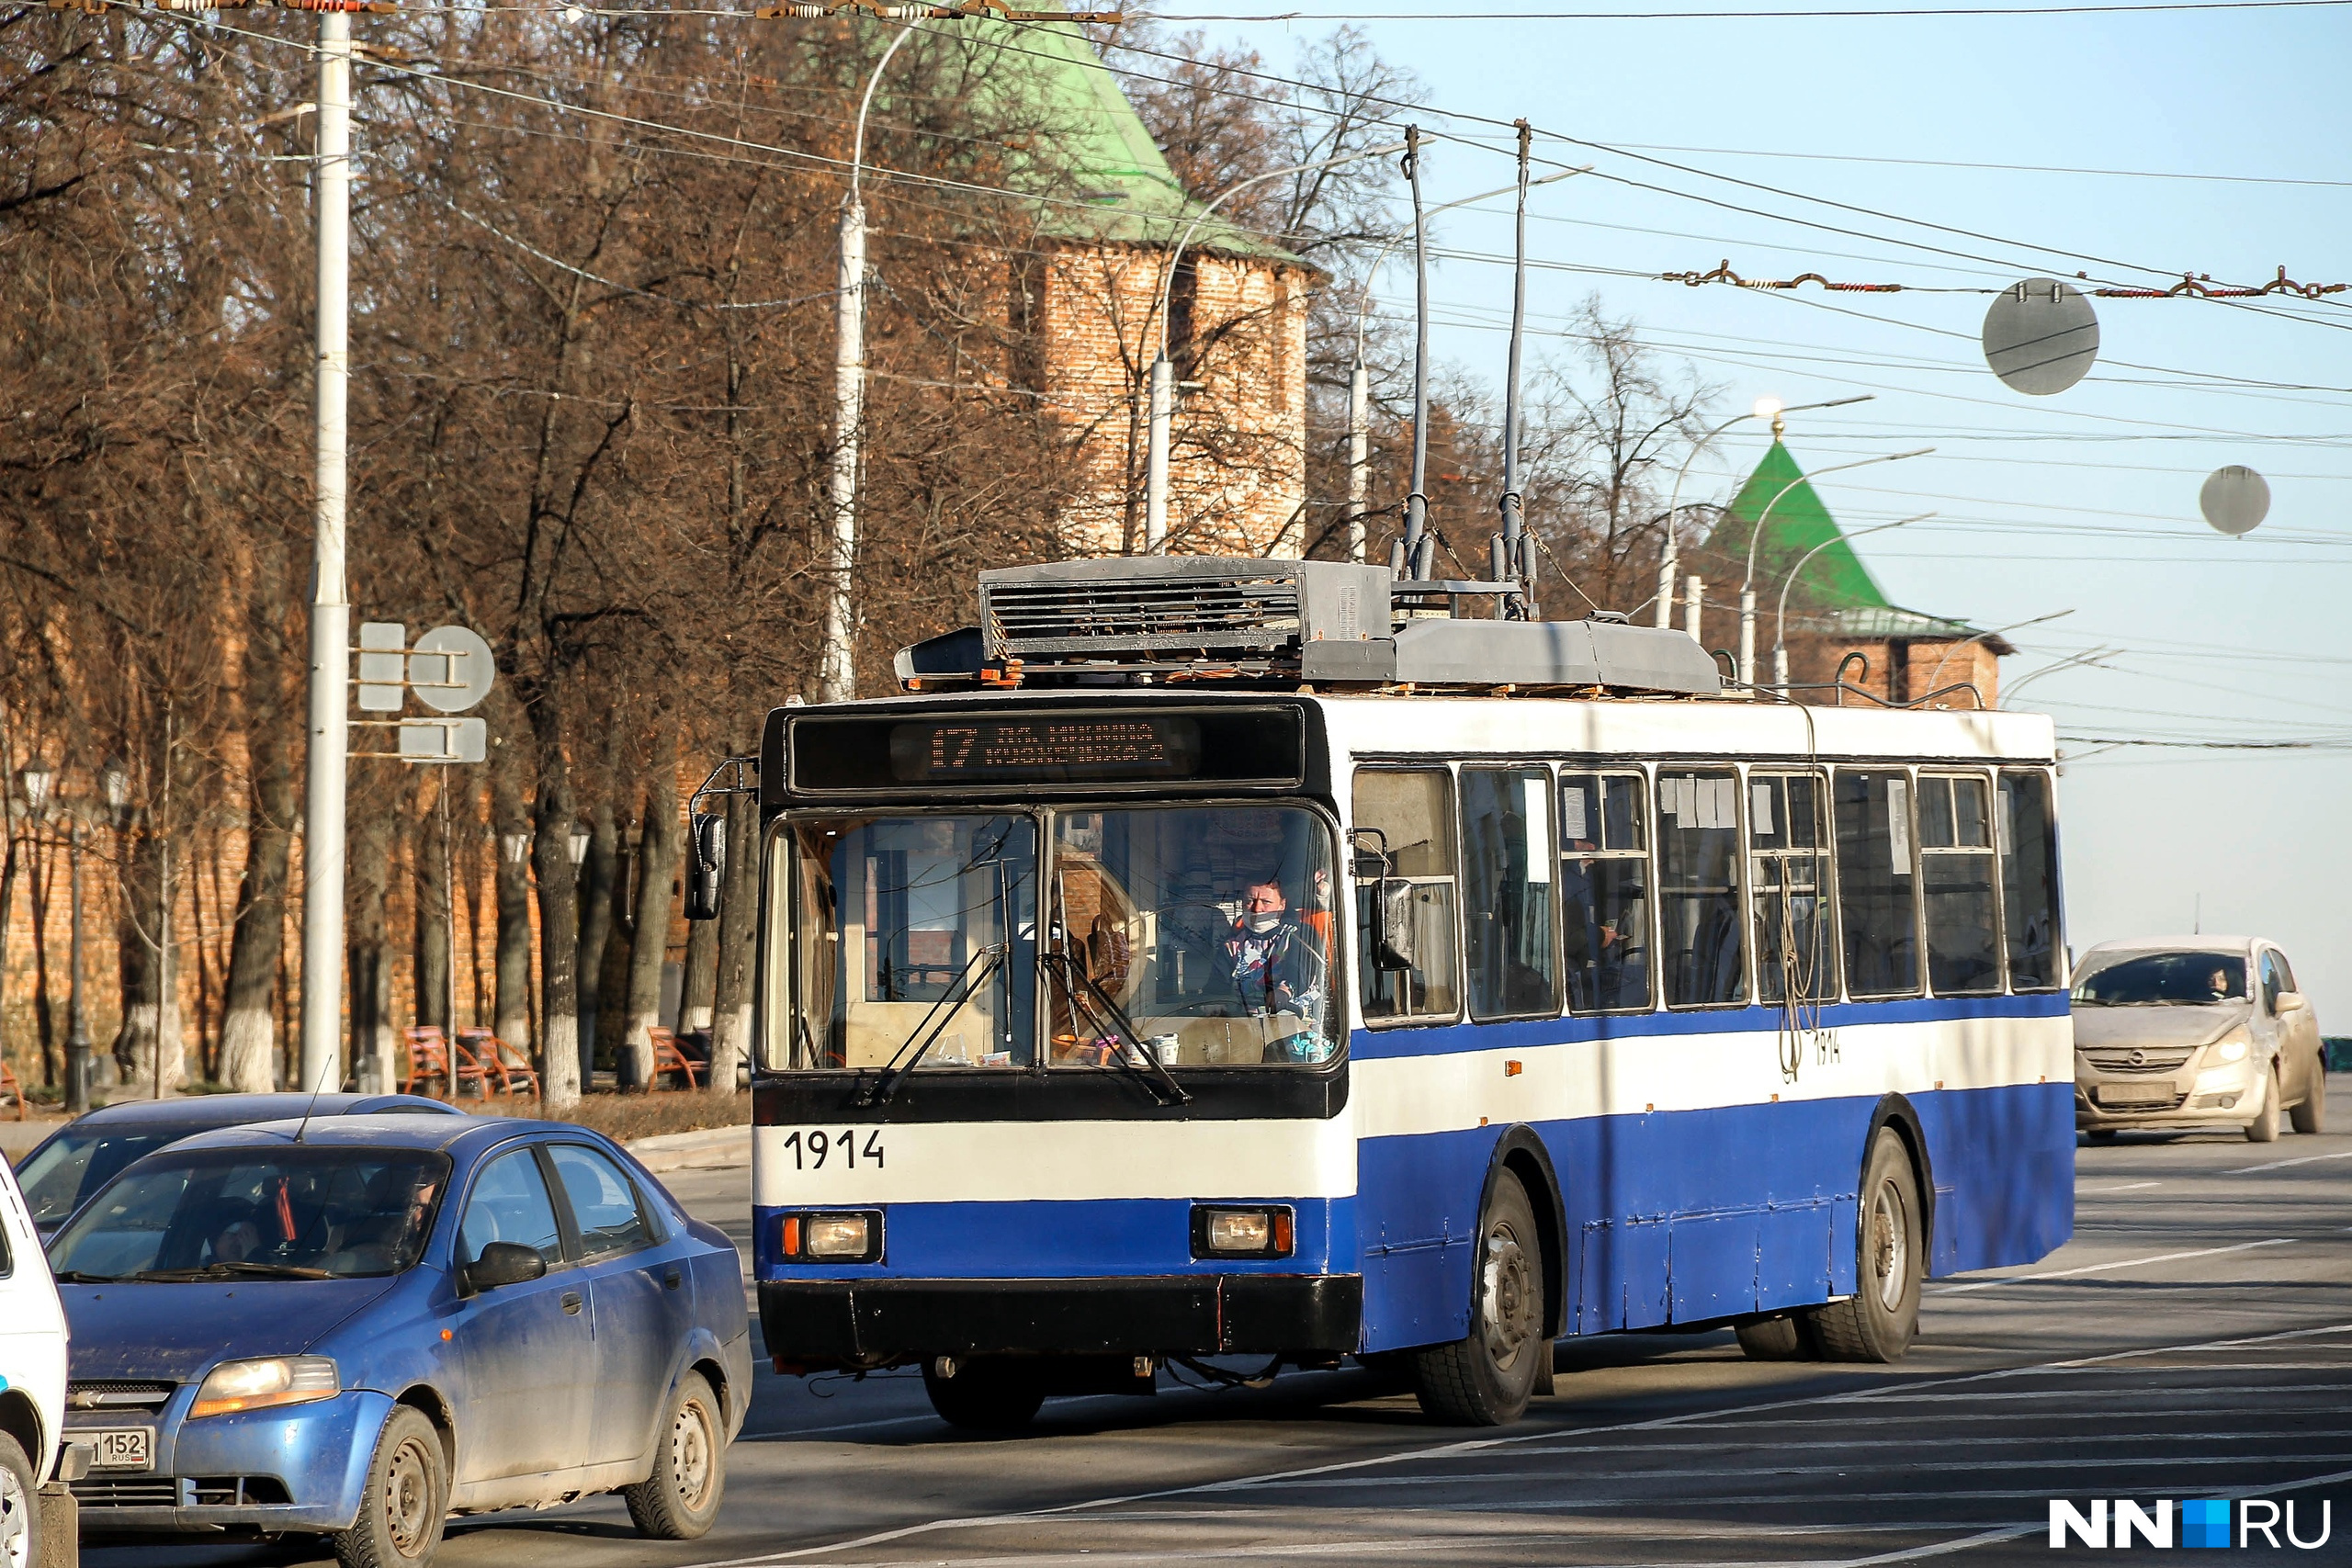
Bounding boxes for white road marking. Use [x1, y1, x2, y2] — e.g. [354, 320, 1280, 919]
[2224, 1147, 2352, 1176]
[2076, 1179, 2163, 1192]
[682, 1321, 2352, 1566]
[1931, 1236, 2291, 1294]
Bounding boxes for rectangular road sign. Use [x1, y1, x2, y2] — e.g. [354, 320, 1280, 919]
[397, 716, 486, 763]
[357, 621, 407, 711]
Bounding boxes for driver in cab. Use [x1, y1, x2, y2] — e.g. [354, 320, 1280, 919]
[1225, 877, 1330, 1063]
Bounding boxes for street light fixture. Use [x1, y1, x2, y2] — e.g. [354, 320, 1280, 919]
[567, 827, 591, 867]
[501, 830, 531, 865]
[1770, 513, 1936, 690]
[17, 761, 53, 820]
[101, 759, 130, 828]
[1650, 395, 1874, 629]
[1737, 448, 1934, 687]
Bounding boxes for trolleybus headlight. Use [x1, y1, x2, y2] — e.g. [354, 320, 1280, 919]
[776, 1210, 883, 1262]
[1193, 1204, 1295, 1259]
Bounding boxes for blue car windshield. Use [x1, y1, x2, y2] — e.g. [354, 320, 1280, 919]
[15, 1129, 196, 1229]
[48, 1147, 450, 1281]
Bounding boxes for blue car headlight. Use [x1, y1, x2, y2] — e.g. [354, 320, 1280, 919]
[189, 1357, 340, 1419]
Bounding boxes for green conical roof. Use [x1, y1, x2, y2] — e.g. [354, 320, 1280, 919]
[1702, 441, 1893, 610]
[974, 15, 1296, 262]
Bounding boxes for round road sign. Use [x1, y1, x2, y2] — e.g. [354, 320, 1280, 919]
[410, 625, 496, 714]
[2199, 466, 2270, 536]
[1982, 278, 2100, 396]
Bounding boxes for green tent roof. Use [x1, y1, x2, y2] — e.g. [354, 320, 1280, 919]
[976, 15, 1297, 263]
[1702, 440, 1893, 611]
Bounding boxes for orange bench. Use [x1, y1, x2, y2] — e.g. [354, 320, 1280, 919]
[0, 1060, 25, 1120]
[457, 1029, 539, 1099]
[645, 1027, 703, 1090]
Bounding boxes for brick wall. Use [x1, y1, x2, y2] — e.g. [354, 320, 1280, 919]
[1036, 242, 1309, 558]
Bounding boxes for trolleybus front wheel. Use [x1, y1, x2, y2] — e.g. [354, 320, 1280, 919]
[1411, 1169, 1545, 1426]
[1806, 1128, 1923, 1363]
[923, 1359, 1046, 1433]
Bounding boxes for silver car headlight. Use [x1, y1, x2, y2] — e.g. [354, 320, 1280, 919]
[189, 1356, 339, 1419]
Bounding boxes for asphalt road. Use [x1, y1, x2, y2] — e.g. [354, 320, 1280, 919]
[91, 1076, 2352, 1568]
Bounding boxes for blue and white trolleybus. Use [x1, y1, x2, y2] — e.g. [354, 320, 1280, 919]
[700, 556, 2072, 1428]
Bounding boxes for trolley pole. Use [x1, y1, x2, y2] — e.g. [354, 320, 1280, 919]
[1346, 360, 1369, 564]
[300, 8, 353, 1098]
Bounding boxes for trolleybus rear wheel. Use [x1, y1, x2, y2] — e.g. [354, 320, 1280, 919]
[1410, 1170, 1544, 1426]
[922, 1359, 1046, 1433]
[1807, 1129, 1922, 1364]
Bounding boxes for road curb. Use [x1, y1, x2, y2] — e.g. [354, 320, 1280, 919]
[628, 1122, 752, 1173]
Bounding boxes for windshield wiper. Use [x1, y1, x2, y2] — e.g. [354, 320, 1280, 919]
[1039, 950, 1191, 1109]
[50, 1270, 120, 1283]
[856, 942, 1007, 1110]
[130, 1261, 335, 1281]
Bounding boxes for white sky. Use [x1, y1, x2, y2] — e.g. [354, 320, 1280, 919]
[1176, 1, 2352, 1023]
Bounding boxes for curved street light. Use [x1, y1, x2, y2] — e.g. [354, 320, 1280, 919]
[1736, 447, 1933, 687]
[1142, 139, 1408, 554]
[820, 22, 926, 704]
[1649, 394, 1873, 629]
[1770, 512, 1934, 689]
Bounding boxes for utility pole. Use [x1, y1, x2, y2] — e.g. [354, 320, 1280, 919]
[300, 8, 353, 1098]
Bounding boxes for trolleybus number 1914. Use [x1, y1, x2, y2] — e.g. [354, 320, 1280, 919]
[778, 1128, 888, 1170]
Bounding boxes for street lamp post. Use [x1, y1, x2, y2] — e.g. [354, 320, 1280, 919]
[817, 22, 924, 705]
[1737, 449, 1933, 688]
[1145, 138, 1408, 554]
[1770, 513, 1936, 690]
[1651, 395, 1873, 630]
[17, 761, 93, 1112]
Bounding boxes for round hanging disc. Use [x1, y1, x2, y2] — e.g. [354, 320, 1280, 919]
[2199, 466, 2270, 536]
[410, 624, 497, 714]
[1982, 278, 2100, 396]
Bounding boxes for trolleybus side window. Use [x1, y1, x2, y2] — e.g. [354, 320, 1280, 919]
[1044, 807, 1339, 1068]
[1656, 767, 1747, 1009]
[1461, 767, 1559, 1021]
[1918, 773, 2002, 997]
[1749, 771, 1838, 1004]
[1997, 768, 2064, 990]
[1835, 770, 1921, 998]
[783, 814, 1039, 1071]
[1351, 768, 1462, 1025]
[1559, 771, 1652, 1014]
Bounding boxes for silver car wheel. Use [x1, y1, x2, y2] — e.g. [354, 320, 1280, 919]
[669, 1393, 718, 1513]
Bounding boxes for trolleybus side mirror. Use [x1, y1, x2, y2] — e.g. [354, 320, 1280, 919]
[1349, 829, 1416, 973]
[685, 811, 727, 921]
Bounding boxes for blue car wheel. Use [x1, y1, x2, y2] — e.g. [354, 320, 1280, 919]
[332, 1406, 447, 1568]
[620, 1371, 724, 1540]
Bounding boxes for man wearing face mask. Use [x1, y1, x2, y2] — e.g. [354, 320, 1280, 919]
[1225, 878, 1329, 1062]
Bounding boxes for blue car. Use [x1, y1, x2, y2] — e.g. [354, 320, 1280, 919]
[45, 1114, 752, 1567]
[14, 1092, 463, 1240]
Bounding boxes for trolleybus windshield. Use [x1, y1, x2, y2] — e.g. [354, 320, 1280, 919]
[771, 807, 1340, 1072]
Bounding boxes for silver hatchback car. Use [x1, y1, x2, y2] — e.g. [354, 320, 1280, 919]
[2073, 937, 2326, 1143]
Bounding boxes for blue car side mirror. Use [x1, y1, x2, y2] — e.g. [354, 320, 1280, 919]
[464, 1242, 548, 1294]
